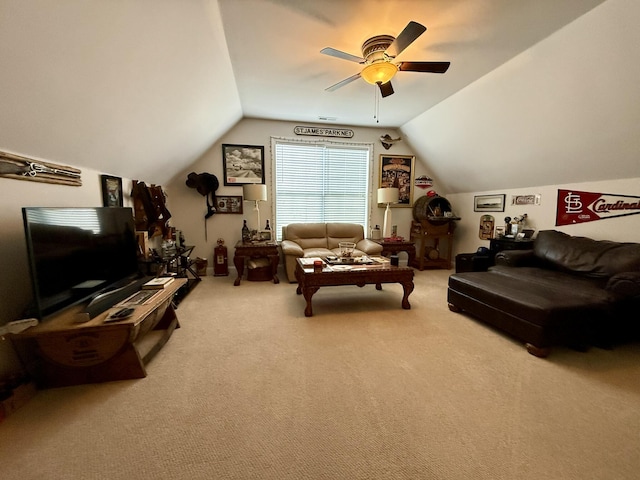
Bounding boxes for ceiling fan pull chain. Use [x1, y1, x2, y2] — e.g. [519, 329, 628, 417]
[374, 86, 380, 124]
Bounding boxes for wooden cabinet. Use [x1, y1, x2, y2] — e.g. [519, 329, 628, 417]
[233, 241, 280, 286]
[15, 278, 186, 388]
[489, 238, 534, 253]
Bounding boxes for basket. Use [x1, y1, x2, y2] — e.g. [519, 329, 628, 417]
[338, 242, 356, 258]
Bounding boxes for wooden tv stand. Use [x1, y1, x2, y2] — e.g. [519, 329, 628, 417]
[16, 278, 186, 388]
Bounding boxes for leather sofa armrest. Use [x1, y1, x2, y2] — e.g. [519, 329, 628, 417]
[494, 249, 536, 267]
[606, 271, 640, 298]
[356, 238, 383, 255]
[280, 240, 304, 257]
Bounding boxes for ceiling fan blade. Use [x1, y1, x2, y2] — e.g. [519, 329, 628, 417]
[397, 61, 451, 74]
[386, 21, 427, 58]
[378, 81, 394, 98]
[325, 73, 362, 92]
[320, 47, 364, 63]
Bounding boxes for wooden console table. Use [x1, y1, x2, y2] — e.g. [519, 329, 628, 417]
[15, 278, 186, 388]
[409, 220, 456, 270]
[233, 241, 280, 286]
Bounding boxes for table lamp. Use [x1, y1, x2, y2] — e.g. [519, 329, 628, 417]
[243, 184, 267, 230]
[377, 187, 399, 238]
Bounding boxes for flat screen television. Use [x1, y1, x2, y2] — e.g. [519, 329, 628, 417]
[22, 207, 146, 320]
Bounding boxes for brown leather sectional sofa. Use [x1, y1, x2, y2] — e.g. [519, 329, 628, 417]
[447, 230, 640, 357]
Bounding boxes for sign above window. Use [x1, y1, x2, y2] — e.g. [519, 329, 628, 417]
[294, 126, 354, 138]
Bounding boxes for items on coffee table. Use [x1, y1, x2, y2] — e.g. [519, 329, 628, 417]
[339, 242, 356, 258]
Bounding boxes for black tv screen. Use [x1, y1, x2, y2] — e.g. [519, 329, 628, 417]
[22, 207, 141, 320]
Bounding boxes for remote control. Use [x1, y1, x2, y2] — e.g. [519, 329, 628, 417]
[105, 307, 135, 322]
[0, 318, 39, 335]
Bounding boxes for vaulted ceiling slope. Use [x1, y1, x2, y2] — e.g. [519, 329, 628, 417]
[2, 0, 632, 190]
[0, 0, 242, 185]
[403, 0, 640, 193]
[219, 0, 606, 127]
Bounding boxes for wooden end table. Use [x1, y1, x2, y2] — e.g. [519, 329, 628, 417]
[371, 238, 416, 266]
[295, 258, 414, 317]
[233, 241, 280, 286]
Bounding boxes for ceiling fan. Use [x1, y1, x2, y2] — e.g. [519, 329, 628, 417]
[321, 21, 450, 98]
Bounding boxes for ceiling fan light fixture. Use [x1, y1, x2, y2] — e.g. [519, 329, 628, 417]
[361, 61, 398, 85]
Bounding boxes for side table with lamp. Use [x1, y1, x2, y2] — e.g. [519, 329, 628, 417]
[374, 187, 417, 266]
[242, 184, 267, 233]
[377, 186, 399, 239]
[237, 184, 279, 284]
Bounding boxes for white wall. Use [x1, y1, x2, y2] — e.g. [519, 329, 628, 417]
[164, 118, 440, 270]
[447, 178, 640, 256]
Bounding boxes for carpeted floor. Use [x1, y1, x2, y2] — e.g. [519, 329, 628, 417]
[1, 268, 639, 479]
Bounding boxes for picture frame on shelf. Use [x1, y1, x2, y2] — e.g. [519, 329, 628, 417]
[474, 194, 506, 212]
[222, 144, 265, 186]
[215, 195, 243, 214]
[101, 175, 123, 207]
[378, 154, 415, 207]
[259, 230, 272, 242]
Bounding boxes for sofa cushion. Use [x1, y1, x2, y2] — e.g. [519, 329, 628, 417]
[302, 247, 335, 258]
[534, 230, 640, 278]
[326, 223, 365, 249]
[449, 271, 612, 328]
[283, 223, 329, 249]
[606, 271, 640, 298]
[489, 266, 611, 299]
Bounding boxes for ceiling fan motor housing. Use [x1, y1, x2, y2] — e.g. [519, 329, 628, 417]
[361, 35, 395, 63]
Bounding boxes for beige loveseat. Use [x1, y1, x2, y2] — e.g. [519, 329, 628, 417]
[280, 223, 383, 282]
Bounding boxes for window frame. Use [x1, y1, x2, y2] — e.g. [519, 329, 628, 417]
[270, 137, 375, 241]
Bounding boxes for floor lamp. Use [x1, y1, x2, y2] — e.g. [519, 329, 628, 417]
[243, 184, 267, 230]
[377, 187, 399, 238]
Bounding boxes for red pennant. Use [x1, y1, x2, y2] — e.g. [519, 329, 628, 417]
[556, 189, 640, 226]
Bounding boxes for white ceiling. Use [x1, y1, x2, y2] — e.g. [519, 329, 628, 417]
[219, 0, 607, 127]
[0, 0, 622, 188]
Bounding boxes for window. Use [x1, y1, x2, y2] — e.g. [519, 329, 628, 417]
[272, 138, 372, 241]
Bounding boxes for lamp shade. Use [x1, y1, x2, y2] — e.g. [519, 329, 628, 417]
[361, 62, 398, 85]
[243, 184, 267, 202]
[377, 187, 399, 204]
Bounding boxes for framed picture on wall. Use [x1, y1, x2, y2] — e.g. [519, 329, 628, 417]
[379, 154, 415, 207]
[222, 144, 265, 186]
[101, 175, 123, 207]
[474, 194, 506, 212]
[215, 195, 243, 214]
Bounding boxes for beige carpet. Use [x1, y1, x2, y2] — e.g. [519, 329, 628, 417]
[1, 268, 639, 480]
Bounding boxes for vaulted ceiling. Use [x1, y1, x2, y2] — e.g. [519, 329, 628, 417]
[219, 0, 606, 127]
[3, 0, 632, 192]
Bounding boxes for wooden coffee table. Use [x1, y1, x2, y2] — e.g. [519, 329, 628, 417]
[295, 258, 414, 317]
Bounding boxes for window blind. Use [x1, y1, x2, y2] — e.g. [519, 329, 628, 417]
[274, 141, 371, 241]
